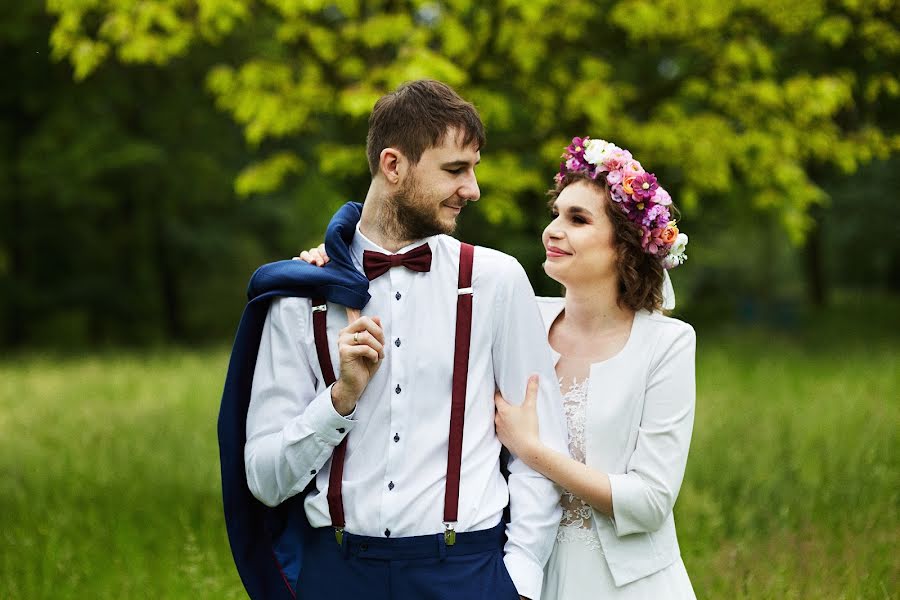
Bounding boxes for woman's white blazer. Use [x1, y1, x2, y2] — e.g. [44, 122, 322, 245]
[537, 297, 696, 586]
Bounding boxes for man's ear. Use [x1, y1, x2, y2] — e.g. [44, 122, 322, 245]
[379, 147, 404, 185]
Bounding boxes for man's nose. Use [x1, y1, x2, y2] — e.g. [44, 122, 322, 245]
[459, 172, 480, 202]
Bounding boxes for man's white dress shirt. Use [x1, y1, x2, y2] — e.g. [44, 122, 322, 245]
[245, 227, 569, 599]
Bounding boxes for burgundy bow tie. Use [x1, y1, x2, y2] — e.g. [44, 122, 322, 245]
[363, 244, 433, 280]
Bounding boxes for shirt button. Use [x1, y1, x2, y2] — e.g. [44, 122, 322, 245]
[393, 433, 400, 443]
[395, 292, 401, 300]
[310, 469, 316, 475]
[388, 481, 394, 491]
[384, 529, 391, 537]
[337, 427, 345, 434]
[394, 338, 401, 347]
[395, 385, 401, 394]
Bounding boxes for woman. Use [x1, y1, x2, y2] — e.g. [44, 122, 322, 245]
[493, 137, 696, 599]
[297, 136, 696, 599]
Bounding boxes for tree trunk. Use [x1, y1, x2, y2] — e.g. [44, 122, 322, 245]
[804, 205, 827, 307]
[150, 198, 184, 341]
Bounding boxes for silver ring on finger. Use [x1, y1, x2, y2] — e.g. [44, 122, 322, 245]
[353, 332, 359, 344]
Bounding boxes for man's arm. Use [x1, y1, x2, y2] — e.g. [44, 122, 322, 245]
[245, 298, 386, 507]
[244, 298, 356, 507]
[491, 257, 569, 600]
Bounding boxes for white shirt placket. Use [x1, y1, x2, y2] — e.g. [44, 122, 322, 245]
[379, 265, 414, 536]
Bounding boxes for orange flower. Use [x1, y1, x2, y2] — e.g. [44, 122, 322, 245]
[660, 223, 679, 245]
[622, 176, 636, 195]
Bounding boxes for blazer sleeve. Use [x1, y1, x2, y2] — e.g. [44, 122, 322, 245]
[607, 321, 696, 536]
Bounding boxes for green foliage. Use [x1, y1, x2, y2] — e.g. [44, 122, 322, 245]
[2, 1, 898, 347]
[45, 0, 900, 242]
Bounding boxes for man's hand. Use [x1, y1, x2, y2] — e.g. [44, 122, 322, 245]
[331, 308, 385, 415]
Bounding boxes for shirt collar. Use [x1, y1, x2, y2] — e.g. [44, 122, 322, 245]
[349, 223, 437, 272]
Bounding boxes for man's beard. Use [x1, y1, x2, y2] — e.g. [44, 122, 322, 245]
[385, 173, 457, 240]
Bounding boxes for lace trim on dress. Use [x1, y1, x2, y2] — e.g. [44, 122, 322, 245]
[556, 524, 604, 553]
[556, 377, 606, 551]
[558, 378, 597, 528]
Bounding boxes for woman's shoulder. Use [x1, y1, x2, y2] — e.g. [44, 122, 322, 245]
[642, 311, 695, 336]
[637, 311, 696, 363]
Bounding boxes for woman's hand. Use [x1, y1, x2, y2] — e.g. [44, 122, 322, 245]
[293, 243, 329, 266]
[494, 375, 542, 463]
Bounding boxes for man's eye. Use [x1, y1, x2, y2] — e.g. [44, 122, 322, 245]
[446, 168, 463, 174]
[550, 211, 559, 218]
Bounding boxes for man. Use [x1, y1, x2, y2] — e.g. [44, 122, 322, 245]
[245, 79, 568, 600]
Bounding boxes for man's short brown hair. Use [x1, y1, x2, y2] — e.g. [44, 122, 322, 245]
[366, 80, 486, 176]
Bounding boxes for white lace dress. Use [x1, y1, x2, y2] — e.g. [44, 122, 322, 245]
[541, 378, 696, 600]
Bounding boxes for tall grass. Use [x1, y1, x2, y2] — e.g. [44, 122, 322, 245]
[1, 298, 897, 598]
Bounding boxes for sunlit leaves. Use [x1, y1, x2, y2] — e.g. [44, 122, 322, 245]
[46, 0, 900, 243]
[235, 151, 305, 196]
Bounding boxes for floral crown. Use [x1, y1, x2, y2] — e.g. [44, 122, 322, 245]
[555, 136, 688, 269]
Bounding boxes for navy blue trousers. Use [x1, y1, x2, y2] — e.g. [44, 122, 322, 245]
[297, 522, 519, 600]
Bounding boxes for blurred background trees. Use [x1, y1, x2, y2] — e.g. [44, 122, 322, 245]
[2, 0, 898, 348]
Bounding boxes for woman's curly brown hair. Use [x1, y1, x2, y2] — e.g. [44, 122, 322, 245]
[548, 173, 666, 313]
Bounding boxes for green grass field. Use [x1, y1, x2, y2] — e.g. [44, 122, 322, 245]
[1, 299, 897, 599]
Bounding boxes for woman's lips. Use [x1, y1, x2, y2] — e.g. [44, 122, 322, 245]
[545, 246, 570, 258]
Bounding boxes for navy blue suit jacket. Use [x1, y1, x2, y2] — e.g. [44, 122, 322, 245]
[218, 202, 366, 599]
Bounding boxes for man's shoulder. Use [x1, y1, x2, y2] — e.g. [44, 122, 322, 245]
[434, 235, 523, 275]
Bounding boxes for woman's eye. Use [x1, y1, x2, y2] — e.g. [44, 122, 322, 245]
[573, 216, 586, 224]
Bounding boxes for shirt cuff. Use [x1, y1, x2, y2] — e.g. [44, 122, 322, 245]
[305, 383, 355, 446]
[504, 550, 543, 600]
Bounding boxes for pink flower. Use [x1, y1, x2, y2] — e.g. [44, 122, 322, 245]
[566, 157, 585, 171]
[623, 160, 644, 175]
[641, 226, 667, 255]
[654, 186, 672, 206]
[642, 203, 671, 228]
[632, 172, 659, 200]
[606, 169, 623, 186]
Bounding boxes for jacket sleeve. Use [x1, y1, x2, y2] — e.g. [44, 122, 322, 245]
[607, 322, 696, 536]
[244, 297, 355, 507]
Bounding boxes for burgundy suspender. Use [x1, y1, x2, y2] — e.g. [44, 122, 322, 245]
[311, 297, 348, 540]
[442, 242, 474, 544]
[311, 298, 335, 386]
[310, 243, 475, 546]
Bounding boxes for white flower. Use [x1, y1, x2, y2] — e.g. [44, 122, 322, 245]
[662, 255, 680, 269]
[583, 139, 614, 165]
[662, 233, 689, 268]
[669, 233, 688, 256]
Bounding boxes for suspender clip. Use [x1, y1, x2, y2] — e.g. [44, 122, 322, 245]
[443, 521, 457, 546]
[334, 527, 344, 546]
[312, 303, 328, 313]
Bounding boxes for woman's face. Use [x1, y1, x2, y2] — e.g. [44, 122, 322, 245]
[542, 179, 617, 289]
